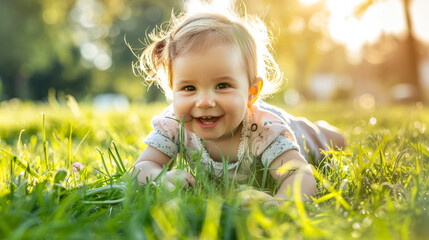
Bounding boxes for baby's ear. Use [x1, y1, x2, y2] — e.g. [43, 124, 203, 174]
[248, 77, 263, 107]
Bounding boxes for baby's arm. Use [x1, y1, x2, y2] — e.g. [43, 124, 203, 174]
[269, 149, 316, 201]
[133, 146, 195, 188]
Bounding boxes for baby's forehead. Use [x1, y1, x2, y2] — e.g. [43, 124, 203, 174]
[173, 30, 237, 56]
[170, 43, 249, 85]
[172, 42, 245, 73]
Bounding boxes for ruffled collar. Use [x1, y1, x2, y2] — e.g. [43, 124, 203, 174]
[194, 108, 251, 172]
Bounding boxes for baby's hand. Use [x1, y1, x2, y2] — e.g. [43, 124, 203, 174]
[239, 188, 278, 207]
[162, 169, 195, 191]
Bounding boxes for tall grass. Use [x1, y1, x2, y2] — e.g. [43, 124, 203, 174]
[0, 97, 428, 239]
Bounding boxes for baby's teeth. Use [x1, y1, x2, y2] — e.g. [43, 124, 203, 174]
[199, 116, 216, 124]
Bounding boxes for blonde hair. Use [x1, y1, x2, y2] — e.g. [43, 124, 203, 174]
[134, 6, 284, 100]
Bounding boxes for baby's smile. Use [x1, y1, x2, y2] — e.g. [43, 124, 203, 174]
[194, 116, 222, 128]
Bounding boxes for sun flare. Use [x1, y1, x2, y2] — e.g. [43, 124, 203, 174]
[298, 0, 429, 55]
[185, 0, 234, 14]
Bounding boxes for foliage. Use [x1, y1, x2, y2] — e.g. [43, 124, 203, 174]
[0, 0, 178, 101]
[2, 0, 427, 103]
[0, 98, 428, 239]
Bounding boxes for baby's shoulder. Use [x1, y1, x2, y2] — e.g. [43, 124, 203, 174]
[245, 103, 296, 153]
[249, 103, 291, 127]
[248, 103, 294, 135]
[151, 104, 180, 138]
[252, 103, 295, 122]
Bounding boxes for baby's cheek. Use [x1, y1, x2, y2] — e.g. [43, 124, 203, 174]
[175, 113, 193, 123]
[226, 96, 247, 114]
[173, 102, 191, 122]
[184, 122, 194, 132]
[225, 94, 247, 106]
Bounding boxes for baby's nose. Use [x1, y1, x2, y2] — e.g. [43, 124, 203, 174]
[196, 92, 216, 108]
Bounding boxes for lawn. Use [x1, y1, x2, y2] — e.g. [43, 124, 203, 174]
[0, 96, 428, 239]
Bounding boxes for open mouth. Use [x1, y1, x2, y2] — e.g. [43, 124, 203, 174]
[195, 116, 221, 128]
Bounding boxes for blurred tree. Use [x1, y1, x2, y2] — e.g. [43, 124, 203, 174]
[356, 0, 423, 101]
[0, 0, 79, 99]
[245, 0, 327, 99]
[0, 0, 178, 101]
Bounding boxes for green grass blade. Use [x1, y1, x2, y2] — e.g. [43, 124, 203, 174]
[108, 148, 124, 175]
[1, 150, 41, 179]
[67, 124, 73, 170]
[96, 148, 111, 178]
[42, 112, 49, 170]
[111, 141, 126, 173]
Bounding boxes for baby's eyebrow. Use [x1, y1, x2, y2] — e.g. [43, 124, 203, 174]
[175, 79, 195, 85]
[212, 75, 236, 81]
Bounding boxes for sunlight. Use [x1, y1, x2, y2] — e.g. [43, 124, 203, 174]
[369, 117, 377, 125]
[325, 0, 429, 53]
[411, 0, 429, 42]
[299, 0, 320, 6]
[326, 0, 405, 52]
[356, 93, 375, 110]
[185, 0, 234, 14]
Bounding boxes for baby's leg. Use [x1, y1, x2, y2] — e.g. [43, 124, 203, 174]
[315, 121, 346, 150]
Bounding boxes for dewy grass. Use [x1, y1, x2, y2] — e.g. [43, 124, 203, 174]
[0, 99, 428, 239]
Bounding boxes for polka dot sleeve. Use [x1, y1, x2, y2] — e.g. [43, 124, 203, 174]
[143, 105, 179, 158]
[260, 134, 300, 167]
[143, 129, 178, 158]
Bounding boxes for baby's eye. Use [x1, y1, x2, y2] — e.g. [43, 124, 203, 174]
[216, 83, 230, 89]
[184, 85, 196, 91]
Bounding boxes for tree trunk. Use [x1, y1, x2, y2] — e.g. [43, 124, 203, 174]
[403, 0, 423, 101]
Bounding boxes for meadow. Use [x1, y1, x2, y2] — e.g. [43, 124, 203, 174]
[0, 95, 428, 239]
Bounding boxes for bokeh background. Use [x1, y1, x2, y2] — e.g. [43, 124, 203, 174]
[1, 0, 428, 107]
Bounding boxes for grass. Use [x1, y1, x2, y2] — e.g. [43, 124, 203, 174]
[0, 96, 428, 239]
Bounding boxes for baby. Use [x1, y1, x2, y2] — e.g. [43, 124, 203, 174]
[133, 7, 345, 203]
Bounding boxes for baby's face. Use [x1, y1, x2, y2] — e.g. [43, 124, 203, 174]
[171, 44, 250, 142]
